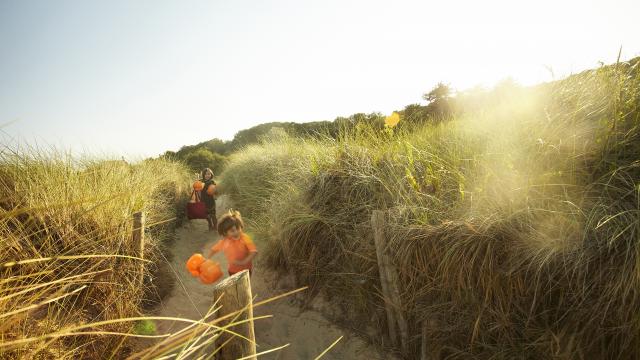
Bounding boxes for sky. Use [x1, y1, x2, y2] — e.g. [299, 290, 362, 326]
[1, 0, 639, 159]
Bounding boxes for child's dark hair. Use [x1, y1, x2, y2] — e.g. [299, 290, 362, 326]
[201, 168, 214, 180]
[217, 210, 244, 236]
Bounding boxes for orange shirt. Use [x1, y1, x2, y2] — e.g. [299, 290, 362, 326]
[211, 233, 257, 273]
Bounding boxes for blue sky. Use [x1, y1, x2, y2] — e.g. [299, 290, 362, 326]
[1, 0, 639, 158]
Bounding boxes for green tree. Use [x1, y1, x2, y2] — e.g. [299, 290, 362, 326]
[202, 138, 229, 155]
[423, 82, 453, 117]
[402, 103, 428, 125]
[183, 148, 228, 173]
[162, 150, 177, 160]
[422, 82, 451, 103]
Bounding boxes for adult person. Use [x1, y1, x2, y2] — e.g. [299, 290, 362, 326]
[200, 168, 217, 231]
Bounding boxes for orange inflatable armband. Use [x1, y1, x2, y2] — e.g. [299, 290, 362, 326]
[199, 260, 223, 284]
[186, 253, 205, 277]
[193, 181, 204, 191]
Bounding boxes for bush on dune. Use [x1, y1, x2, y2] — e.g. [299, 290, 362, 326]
[221, 58, 640, 358]
[0, 149, 190, 359]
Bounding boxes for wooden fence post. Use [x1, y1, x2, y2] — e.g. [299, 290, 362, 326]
[372, 210, 409, 355]
[421, 320, 429, 360]
[372, 211, 398, 348]
[132, 212, 145, 287]
[212, 270, 257, 359]
[421, 319, 441, 360]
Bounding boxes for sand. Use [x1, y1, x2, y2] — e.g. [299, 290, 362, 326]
[149, 196, 392, 359]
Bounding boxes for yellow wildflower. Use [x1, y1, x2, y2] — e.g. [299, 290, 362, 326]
[385, 112, 400, 128]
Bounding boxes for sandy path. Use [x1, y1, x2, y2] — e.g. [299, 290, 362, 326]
[151, 196, 389, 359]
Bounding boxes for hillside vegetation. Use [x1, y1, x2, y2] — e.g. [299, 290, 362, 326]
[0, 151, 190, 358]
[220, 58, 640, 358]
[162, 83, 454, 173]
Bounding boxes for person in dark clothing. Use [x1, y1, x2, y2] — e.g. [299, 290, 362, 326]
[200, 168, 217, 231]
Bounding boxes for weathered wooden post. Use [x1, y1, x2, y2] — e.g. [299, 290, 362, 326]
[372, 210, 409, 355]
[132, 212, 145, 287]
[421, 319, 441, 360]
[421, 320, 429, 360]
[212, 270, 256, 359]
[372, 211, 399, 348]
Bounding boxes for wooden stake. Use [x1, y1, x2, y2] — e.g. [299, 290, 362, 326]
[132, 212, 145, 287]
[212, 270, 257, 359]
[421, 319, 441, 360]
[421, 320, 429, 360]
[372, 210, 409, 355]
[372, 211, 399, 348]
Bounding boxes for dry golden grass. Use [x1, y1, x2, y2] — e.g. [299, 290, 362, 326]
[0, 146, 316, 359]
[0, 149, 191, 358]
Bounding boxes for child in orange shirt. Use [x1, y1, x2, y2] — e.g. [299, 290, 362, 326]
[208, 210, 257, 276]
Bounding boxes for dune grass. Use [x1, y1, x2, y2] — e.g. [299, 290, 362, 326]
[220, 58, 640, 358]
[0, 148, 192, 358]
[0, 147, 312, 359]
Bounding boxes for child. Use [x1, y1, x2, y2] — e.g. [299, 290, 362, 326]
[200, 168, 217, 231]
[208, 210, 257, 276]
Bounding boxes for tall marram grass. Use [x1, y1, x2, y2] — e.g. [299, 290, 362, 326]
[220, 58, 640, 359]
[0, 149, 190, 358]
